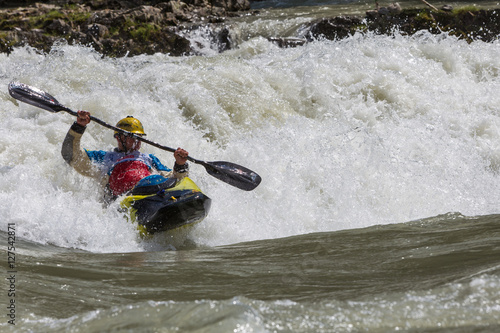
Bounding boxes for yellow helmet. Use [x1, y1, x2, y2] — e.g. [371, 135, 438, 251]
[115, 116, 146, 136]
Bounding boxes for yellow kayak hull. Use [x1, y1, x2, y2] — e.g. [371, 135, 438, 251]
[120, 177, 211, 235]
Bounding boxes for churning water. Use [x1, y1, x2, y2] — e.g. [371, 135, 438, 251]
[1, 1, 500, 331]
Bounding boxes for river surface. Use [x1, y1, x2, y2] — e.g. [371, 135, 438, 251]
[1, 0, 500, 331]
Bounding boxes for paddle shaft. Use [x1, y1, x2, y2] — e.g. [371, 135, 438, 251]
[68, 109, 258, 187]
[71, 108, 211, 165]
[8, 81, 262, 190]
[68, 108, 179, 155]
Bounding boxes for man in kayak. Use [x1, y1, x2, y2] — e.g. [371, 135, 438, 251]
[61, 110, 189, 202]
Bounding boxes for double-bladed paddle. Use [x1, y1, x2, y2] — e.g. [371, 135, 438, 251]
[8, 82, 262, 191]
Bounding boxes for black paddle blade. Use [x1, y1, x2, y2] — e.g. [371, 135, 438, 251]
[202, 161, 262, 191]
[8, 82, 67, 113]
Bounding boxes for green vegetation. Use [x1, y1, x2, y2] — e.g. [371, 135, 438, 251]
[66, 11, 91, 24]
[0, 31, 9, 40]
[29, 11, 62, 29]
[62, 4, 80, 11]
[45, 9, 65, 20]
[452, 6, 480, 15]
[111, 18, 139, 37]
[23, 9, 91, 30]
[107, 18, 161, 40]
[129, 23, 160, 40]
[0, 14, 21, 30]
[415, 10, 434, 22]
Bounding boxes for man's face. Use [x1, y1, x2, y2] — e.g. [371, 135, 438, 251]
[116, 134, 141, 152]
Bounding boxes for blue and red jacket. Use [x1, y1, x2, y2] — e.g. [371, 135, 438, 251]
[62, 122, 188, 197]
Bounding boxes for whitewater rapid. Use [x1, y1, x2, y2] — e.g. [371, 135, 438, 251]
[1, 30, 500, 252]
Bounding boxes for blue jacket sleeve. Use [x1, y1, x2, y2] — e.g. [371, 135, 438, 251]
[85, 150, 107, 163]
[150, 154, 171, 172]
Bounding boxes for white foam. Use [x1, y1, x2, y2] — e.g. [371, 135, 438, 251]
[1, 32, 500, 251]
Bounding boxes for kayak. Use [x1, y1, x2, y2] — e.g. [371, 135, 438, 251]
[120, 175, 211, 235]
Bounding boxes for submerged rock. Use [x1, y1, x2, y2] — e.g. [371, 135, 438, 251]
[304, 16, 363, 42]
[268, 37, 307, 48]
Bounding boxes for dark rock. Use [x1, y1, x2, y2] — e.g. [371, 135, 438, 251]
[388, 3, 402, 14]
[0, 0, 250, 57]
[1, 1, 500, 57]
[212, 25, 231, 52]
[46, 19, 72, 35]
[268, 37, 306, 48]
[305, 16, 363, 41]
[301, 7, 500, 45]
[441, 5, 453, 12]
[87, 23, 108, 39]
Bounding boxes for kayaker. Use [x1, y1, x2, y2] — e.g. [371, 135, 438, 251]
[61, 110, 189, 202]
